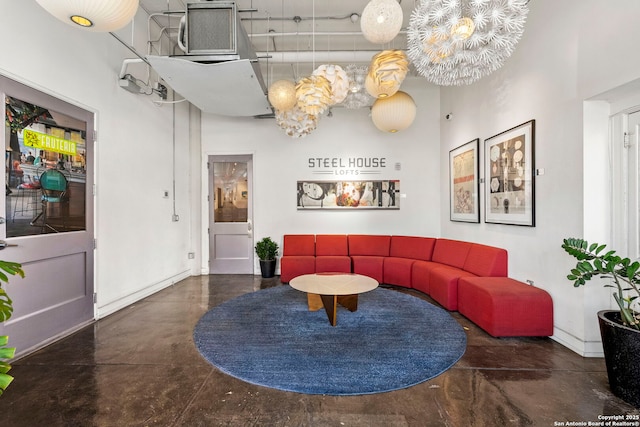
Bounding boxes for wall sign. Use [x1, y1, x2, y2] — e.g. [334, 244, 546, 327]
[297, 180, 400, 209]
[308, 157, 387, 176]
[23, 129, 78, 156]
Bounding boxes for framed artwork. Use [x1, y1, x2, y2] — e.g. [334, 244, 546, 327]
[297, 180, 400, 209]
[484, 120, 535, 226]
[449, 138, 480, 223]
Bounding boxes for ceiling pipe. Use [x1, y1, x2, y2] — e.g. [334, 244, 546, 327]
[257, 50, 387, 63]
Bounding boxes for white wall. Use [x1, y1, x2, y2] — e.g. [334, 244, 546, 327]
[0, 2, 194, 318]
[440, 0, 640, 356]
[200, 78, 441, 274]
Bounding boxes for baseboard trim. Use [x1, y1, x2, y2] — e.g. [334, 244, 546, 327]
[96, 270, 192, 319]
[551, 327, 604, 357]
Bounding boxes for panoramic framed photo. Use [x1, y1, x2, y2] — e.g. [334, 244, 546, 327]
[449, 138, 480, 223]
[297, 180, 400, 209]
[484, 120, 535, 226]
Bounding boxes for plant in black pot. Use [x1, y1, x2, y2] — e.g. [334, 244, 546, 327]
[255, 237, 279, 279]
[562, 238, 640, 408]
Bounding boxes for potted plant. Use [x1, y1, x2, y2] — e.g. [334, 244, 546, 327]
[561, 238, 639, 408]
[255, 237, 279, 278]
[0, 260, 25, 397]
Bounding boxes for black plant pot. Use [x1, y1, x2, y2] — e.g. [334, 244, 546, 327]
[259, 259, 277, 278]
[598, 310, 640, 408]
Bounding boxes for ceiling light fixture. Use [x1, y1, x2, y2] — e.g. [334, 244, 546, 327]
[296, 75, 332, 116]
[312, 65, 350, 105]
[276, 106, 319, 138]
[366, 50, 409, 99]
[35, 0, 139, 32]
[407, 0, 528, 86]
[371, 91, 416, 133]
[342, 65, 374, 109]
[268, 80, 297, 112]
[360, 0, 403, 44]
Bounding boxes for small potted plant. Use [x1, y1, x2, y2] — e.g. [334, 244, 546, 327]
[255, 237, 279, 278]
[562, 238, 639, 408]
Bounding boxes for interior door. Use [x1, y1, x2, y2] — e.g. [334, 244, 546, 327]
[0, 76, 94, 357]
[209, 155, 254, 274]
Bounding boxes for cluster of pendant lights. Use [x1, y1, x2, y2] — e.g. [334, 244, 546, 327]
[269, 0, 416, 138]
[33, 0, 528, 137]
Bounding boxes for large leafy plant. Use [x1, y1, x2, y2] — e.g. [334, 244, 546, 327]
[0, 260, 25, 396]
[562, 238, 640, 331]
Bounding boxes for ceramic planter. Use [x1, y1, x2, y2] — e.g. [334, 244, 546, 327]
[598, 310, 640, 408]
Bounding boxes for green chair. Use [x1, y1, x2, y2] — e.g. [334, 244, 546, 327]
[31, 169, 68, 232]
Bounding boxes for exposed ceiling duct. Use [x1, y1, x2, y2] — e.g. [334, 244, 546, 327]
[149, 1, 271, 117]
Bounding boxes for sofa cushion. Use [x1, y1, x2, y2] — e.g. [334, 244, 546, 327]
[348, 235, 391, 257]
[458, 277, 553, 337]
[383, 257, 415, 288]
[283, 234, 315, 256]
[429, 265, 476, 311]
[389, 236, 436, 261]
[280, 256, 315, 283]
[316, 256, 351, 274]
[316, 234, 348, 256]
[463, 243, 508, 277]
[411, 260, 440, 294]
[432, 239, 472, 269]
[351, 256, 385, 283]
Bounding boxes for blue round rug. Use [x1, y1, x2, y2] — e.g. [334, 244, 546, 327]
[193, 286, 466, 395]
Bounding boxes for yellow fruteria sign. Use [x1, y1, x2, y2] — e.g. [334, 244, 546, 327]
[22, 129, 77, 156]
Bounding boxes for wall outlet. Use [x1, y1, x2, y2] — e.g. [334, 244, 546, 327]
[172, 214, 180, 222]
[188, 252, 195, 259]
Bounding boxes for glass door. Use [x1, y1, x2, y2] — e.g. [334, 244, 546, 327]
[0, 76, 94, 357]
[209, 155, 254, 274]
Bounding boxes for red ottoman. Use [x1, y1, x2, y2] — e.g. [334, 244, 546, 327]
[458, 277, 553, 337]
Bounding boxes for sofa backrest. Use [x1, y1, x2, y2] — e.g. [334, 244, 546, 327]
[283, 234, 315, 256]
[348, 234, 391, 256]
[463, 243, 508, 277]
[432, 239, 472, 269]
[316, 234, 348, 256]
[389, 236, 436, 261]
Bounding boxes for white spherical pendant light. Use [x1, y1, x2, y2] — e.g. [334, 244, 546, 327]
[360, 0, 403, 44]
[35, 0, 139, 32]
[371, 91, 416, 133]
[268, 80, 297, 112]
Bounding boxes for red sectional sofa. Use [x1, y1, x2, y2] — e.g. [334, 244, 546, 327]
[280, 234, 553, 337]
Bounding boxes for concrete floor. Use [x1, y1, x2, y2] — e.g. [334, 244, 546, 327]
[1, 274, 638, 426]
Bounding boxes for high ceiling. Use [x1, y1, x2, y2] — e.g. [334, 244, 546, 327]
[138, 0, 414, 80]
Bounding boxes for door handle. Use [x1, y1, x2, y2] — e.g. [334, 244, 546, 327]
[0, 240, 18, 250]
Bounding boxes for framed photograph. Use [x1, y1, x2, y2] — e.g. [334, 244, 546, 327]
[484, 120, 535, 226]
[297, 180, 400, 209]
[449, 139, 480, 223]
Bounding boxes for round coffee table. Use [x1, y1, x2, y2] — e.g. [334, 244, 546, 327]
[289, 273, 379, 326]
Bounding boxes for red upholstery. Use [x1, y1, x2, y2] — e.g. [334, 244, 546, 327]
[463, 244, 508, 277]
[316, 234, 348, 256]
[383, 257, 415, 288]
[348, 235, 391, 256]
[429, 265, 476, 311]
[458, 277, 553, 337]
[351, 256, 385, 283]
[410, 260, 440, 294]
[432, 239, 472, 269]
[389, 236, 436, 261]
[280, 235, 316, 283]
[283, 234, 315, 256]
[315, 234, 351, 273]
